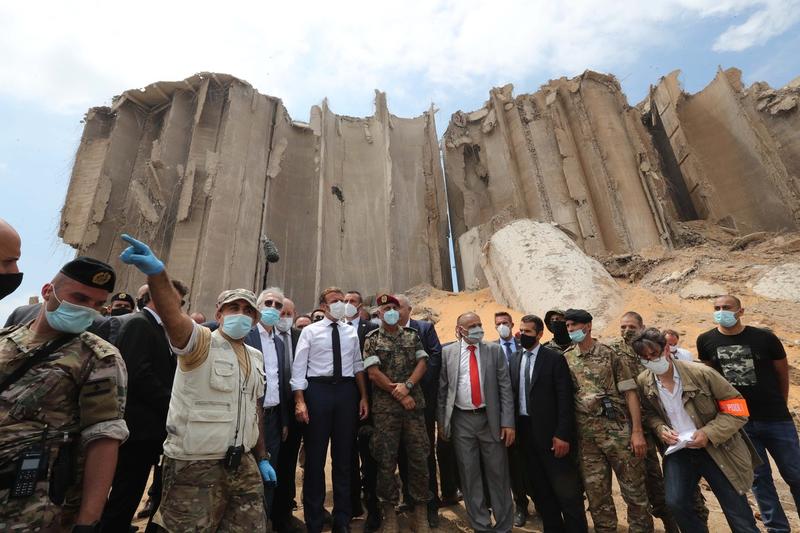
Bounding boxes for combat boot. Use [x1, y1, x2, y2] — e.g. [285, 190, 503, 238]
[381, 502, 398, 533]
[413, 505, 432, 533]
[661, 515, 680, 533]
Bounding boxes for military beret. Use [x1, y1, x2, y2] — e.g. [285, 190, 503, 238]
[564, 308, 592, 323]
[376, 293, 400, 307]
[60, 256, 116, 292]
[111, 292, 135, 307]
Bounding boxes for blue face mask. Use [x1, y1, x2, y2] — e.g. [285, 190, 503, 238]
[45, 289, 98, 334]
[568, 328, 587, 343]
[222, 314, 254, 339]
[714, 310, 738, 328]
[260, 307, 280, 326]
[383, 309, 400, 326]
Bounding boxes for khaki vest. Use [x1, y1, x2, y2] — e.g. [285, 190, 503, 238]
[163, 330, 265, 460]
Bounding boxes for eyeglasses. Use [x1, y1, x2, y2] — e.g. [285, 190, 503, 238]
[262, 299, 283, 310]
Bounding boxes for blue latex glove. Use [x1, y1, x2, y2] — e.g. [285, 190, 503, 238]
[119, 234, 165, 275]
[258, 459, 277, 485]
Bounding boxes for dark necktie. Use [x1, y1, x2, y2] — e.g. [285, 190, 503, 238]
[524, 351, 533, 411]
[331, 322, 342, 379]
[503, 341, 513, 361]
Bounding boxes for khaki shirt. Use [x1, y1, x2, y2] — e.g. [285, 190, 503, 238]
[363, 326, 427, 414]
[636, 360, 760, 494]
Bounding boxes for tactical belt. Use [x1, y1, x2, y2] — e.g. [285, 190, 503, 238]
[307, 376, 354, 384]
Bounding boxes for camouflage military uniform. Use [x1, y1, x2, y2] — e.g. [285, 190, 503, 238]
[155, 454, 265, 532]
[363, 326, 431, 504]
[611, 339, 709, 529]
[542, 339, 572, 354]
[0, 324, 129, 532]
[564, 340, 653, 533]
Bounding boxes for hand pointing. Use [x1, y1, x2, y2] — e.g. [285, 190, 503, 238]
[119, 234, 165, 275]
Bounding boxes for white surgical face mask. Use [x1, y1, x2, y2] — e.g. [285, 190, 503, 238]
[328, 301, 347, 320]
[344, 302, 358, 319]
[642, 356, 670, 375]
[276, 317, 293, 333]
[496, 324, 511, 339]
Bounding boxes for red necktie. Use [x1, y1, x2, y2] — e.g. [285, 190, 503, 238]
[468, 345, 482, 407]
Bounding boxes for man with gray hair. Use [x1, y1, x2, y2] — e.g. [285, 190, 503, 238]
[247, 287, 290, 527]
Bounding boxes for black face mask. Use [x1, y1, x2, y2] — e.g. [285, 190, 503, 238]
[550, 320, 571, 345]
[110, 307, 132, 316]
[136, 295, 150, 311]
[519, 333, 538, 350]
[0, 272, 23, 300]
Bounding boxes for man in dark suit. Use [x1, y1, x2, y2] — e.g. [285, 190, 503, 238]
[395, 294, 443, 527]
[493, 311, 531, 526]
[100, 279, 189, 532]
[509, 314, 587, 533]
[248, 288, 290, 527]
[345, 290, 380, 530]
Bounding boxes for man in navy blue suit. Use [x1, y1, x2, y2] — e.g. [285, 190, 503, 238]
[395, 293, 443, 527]
[246, 287, 290, 528]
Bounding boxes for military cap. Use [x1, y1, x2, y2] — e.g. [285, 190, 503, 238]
[376, 293, 400, 307]
[60, 256, 116, 292]
[217, 288, 258, 312]
[544, 308, 566, 324]
[111, 291, 135, 307]
[564, 308, 593, 323]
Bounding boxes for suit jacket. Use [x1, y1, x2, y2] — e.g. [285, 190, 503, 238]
[495, 337, 521, 365]
[244, 326, 290, 429]
[509, 345, 576, 449]
[409, 319, 442, 397]
[438, 340, 514, 440]
[353, 319, 378, 352]
[116, 310, 176, 441]
[4, 302, 41, 327]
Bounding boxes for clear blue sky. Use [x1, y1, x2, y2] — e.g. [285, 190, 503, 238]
[1, 0, 799, 319]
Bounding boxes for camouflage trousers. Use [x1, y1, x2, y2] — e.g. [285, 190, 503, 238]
[370, 410, 431, 504]
[0, 481, 69, 532]
[153, 454, 266, 533]
[577, 418, 654, 533]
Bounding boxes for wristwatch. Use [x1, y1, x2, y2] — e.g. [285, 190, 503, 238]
[404, 380, 414, 390]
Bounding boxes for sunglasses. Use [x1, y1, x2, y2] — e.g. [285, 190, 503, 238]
[312, 315, 325, 322]
[262, 299, 283, 310]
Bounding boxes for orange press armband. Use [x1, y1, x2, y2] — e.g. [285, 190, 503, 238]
[718, 398, 749, 416]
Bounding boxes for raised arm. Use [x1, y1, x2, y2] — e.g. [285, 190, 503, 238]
[119, 234, 194, 348]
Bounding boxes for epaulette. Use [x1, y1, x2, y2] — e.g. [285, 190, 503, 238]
[79, 331, 120, 359]
[365, 328, 381, 338]
[402, 326, 419, 333]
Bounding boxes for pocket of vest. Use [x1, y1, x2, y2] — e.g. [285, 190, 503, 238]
[210, 360, 236, 392]
[184, 409, 235, 455]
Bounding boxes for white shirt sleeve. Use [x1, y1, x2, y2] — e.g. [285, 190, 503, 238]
[291, 326, 312, 390]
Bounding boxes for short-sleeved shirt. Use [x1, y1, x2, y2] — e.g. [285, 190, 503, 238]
[696, 326, 790, 421]
[0, 324, 129, 463]
[363, 326, 427, 414]
[563, 340, 636, 418]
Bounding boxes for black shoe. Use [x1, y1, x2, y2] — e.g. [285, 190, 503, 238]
[513, 509, 527, 527]
[323, 508, 333, 525]
[427, 504, 440, 528]
[439, 492, 462, 507]
[364, 512, 382, 533]
[397, 501, 413, 513]
[332, 526, 351, 533]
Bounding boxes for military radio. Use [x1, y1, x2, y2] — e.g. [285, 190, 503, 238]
[10, 426, 49, 499]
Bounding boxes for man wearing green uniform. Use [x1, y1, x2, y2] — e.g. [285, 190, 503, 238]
[563, 309, 653, 533]
[0, 257, 129, 532]
[363, 294, 431, 533]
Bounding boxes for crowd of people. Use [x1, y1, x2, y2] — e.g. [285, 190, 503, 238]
[0, 219, 799, 533]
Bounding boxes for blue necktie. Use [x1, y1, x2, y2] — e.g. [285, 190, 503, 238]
[503, 341, 513, 361]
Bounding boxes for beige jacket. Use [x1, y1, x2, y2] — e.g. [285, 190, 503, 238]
[636, 360, 761, 494]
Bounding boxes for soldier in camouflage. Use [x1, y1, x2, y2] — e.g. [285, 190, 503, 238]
[0, 257, 129, 533]
[562, 309, 653, 533]
[363, 294, 431, 533]
[543, 309, 572, 353]
[613, 312, 709, 532]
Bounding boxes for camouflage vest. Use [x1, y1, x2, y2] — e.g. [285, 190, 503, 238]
[364, 327, 426, 414]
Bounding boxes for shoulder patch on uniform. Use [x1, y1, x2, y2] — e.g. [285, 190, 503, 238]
[402, 326, 418, 333]
[365, 328, 381, 337]
[80, 331, 120, 359]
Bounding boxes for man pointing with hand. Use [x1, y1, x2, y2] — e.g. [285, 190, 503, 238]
[118, 234, 275, 532]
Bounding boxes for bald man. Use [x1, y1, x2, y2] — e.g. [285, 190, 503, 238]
[0, 218, 22, 300]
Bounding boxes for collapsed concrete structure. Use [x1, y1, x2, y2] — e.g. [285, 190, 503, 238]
[60, 68, 800, 313]
[59, 74, 451, 313]
[444, 68, 800, 291]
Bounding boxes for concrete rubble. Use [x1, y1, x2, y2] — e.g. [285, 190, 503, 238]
[60, 74, 451, 313]
[60, 68, 800, 313]
[480, 219, 622, 328]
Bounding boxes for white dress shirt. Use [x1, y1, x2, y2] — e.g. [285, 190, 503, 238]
[656, 365, 698, 435]
[290, 317, 363, 391]
[670, 346, 693, 362]
[455, 340, 485, 410]
[518, 344, 540, 416]
[258, 323, 280, 408]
